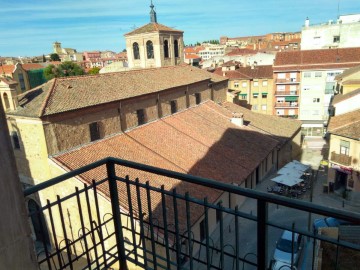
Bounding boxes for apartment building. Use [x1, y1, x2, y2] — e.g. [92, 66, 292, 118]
[273, 47, 360, 137]
[198, 45, 226, 60]
[301, 14, 360, 50]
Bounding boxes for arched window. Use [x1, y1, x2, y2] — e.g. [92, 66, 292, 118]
[3, 93, 10, 110]
[11, 131, 20, 149]
[146, 40, 154, 59]
[28, 199, 50, 248]
[133, 42, 140, 60]
[174, 40, 179, 58]
[164, 40, 169, 58]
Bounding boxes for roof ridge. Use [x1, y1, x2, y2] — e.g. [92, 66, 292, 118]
[39, 79, 57, 117]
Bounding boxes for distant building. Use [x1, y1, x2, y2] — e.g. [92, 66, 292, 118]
[301, 14, 360, 50]
[197, 45, 226, 60]
[273, 47, 360, 136]
[124, 2, 184, 69]
[52, 41, 83, 62]
[214, 63, 274, 115]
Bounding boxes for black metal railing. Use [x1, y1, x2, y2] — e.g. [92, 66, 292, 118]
[24, 157, 360, 270]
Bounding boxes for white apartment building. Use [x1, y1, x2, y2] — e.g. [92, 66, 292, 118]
[301, 14, 360, 50]
[198, 45, 226, 60]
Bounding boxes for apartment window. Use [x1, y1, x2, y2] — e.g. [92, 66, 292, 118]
[303, 86, 310, 91]
[164, 40, 169, 58]
[200, 219, 206, 242]
[11, 131, 20, 149]
[170, 100, 177, 114]
[277, 73, 285, 79]
[242, 81, 247, 87]
[137, 109, 146, 126]
[253, 81, 259, 87]
[313, 98, 320, 103]
[234, 81, 239, 88]
[195, 93, 201, 105]
[315, 72, 322, 77]
[262, 80, 268, 86]
[304, 72, 311, 78]
[340, 140, 350, 155]
[276, 109, 284, 115]
[333, 36, 340, 43]
[89, 122, 101, 141]
[288, 109, 295, 115]
[146, 40, 154, 59]
[216, 202, 222, 223]
[133, 42, 140, 60]
[261, 104, 267, 111]
[262, 93, 267, 98]
[240, 94, 247, 100]
[277, 85, 285, 91]
[253, 105, 258, 110]
[253, 93, 258, 98]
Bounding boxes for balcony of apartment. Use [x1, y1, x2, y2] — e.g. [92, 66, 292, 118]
[275, 78, 300, 84]
[275, 90, 299, 96]
[274, 101, 299, 108]
[330, 151, 352, 166]
[25, 157, 360, 270]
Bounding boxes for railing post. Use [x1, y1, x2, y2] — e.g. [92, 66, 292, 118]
[107, 160, 129, 270]
[257, 199, 268, 270]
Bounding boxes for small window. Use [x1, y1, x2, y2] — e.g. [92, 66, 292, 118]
[253, 105, 258, 110]
[333, 36, 340, 43]
[234, 81, 239, 88]
[340, 140, 350, 155]
[315, 72, 322, 77]
[200, 219, 206, 242]
[304, 72, 311, 78]
[11, 131, 20, 149]
[262, 93, 267, 98]
[146, 40, 154, 59]
[242, 81, 247, 87]
[262, 80, 268, 86]
[174, 40, 179, 58]
[170, 100, 177, 114]
[164, 40, 169, 58]
[195, 93, 201, 105]
[277, 73, 285, 79]
[89, 122, 100, 142]
[137, 109, 146, 126]
[313, 98, 320, 103]
[253, 81, 258, 87]
[133, 42, 140, 60]
[253, 93, 258, 98]
[261, 104, 267, 111]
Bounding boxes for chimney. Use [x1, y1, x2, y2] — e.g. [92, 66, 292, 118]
[231, 112, 244, 126]
[305, 17, 310, 27]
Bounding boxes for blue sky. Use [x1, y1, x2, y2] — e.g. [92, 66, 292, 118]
[1, 0, 360, 57]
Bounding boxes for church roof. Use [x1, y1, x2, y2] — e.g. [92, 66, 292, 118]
[124, 22, 183, 36]
[8, 65, 226, 118]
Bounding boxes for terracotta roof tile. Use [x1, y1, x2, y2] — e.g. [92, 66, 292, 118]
[274, 48, 360, 69]
[213, 65, 273, 79]
[332, 89, 360, 104]
[22, 63, 44, 70]
[328, 109, 360, 139]
[226, 48, 257, 56]
[124, 22, 183, 36]
[9, 65, 225, 117]
[53, 101, 280, 233]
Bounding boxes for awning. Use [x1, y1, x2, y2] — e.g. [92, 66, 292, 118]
[262, 92, 268, 94]
[239, 93, 247, 96]
[253, 92, 259, 96]
[271, 175, 303, 187]
[285, 96, 298, 102]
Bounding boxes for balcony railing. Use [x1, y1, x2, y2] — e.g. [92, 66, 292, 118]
[275, 91, 299, 96]
[275, 102, 299, 108]
[24, 157, 360, 270]
[331, 151, 352, 166]
[276, 78, 299, 84]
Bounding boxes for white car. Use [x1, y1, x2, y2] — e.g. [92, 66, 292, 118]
[272, 230, 303, 267]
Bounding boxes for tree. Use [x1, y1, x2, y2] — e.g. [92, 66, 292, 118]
[43, 61, 85, 80]
[122, 49, 127, 52]
[88, 67, 100, 75]
[42, 54, 46, 63]
[50, 53, 60, 61]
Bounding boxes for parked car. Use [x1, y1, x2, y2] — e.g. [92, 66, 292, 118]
[272, 230, 303, 267]
[313, 217, 353, 233]
[270, 259, 297, 270]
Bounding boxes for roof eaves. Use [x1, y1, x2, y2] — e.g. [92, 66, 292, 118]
[39, 79, 57, 117]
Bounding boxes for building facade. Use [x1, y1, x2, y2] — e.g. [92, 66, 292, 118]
[301, 14, 360, 50]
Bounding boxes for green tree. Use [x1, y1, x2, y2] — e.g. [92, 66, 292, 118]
[42, 54, 46, 62]
[50, 53, 60, 61]
[88, 67, 100, 75]
[43, 61, 85, 80]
